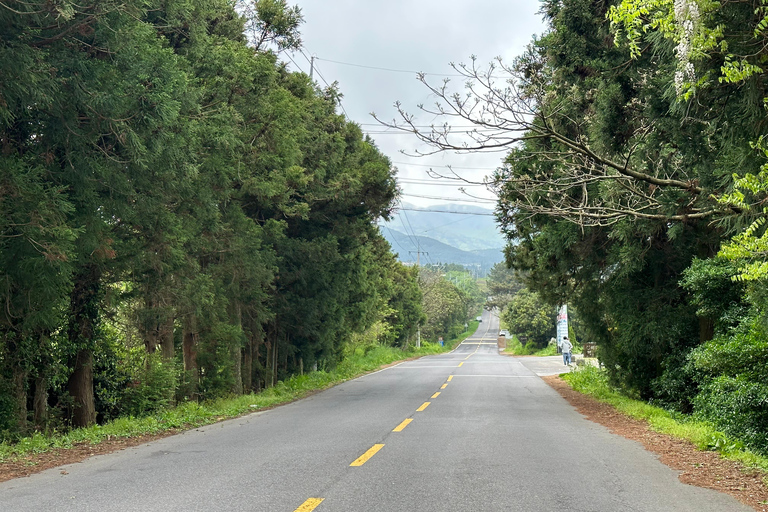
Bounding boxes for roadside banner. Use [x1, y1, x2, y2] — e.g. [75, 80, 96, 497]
[556, 305, 568, 349]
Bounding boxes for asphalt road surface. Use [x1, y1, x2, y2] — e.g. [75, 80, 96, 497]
[0, 309, 750, 511]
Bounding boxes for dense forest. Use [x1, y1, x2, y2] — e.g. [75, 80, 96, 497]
[395, 0, 768, 456]
[0, 0, 433, 438]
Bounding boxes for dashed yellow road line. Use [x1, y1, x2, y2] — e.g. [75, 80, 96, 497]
[447, 375, 454, 381]
[393, 418, 413, 432]
[350, 444, 385, 467]
[441, 383, 447, 389]
[457, 362, 464, 367]
[416, 401, 431, 412]
[294, 498, 324, 512]
[431, 392, 441, 399]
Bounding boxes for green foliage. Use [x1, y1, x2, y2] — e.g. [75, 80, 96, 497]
[562, 366, 768, 470]
[503, 334, 556, 356]
[484, 262, 524, 311]
[501, 288, 555, 347]
[687, 317, 768, 455]
[0, 0, 416, 439]
[419, 269, 471, 342]
[693, 376, 768, 456]
[121, 353, 180, 418]
[680, 257, 747, 330]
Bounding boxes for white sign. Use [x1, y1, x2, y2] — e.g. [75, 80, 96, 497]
[556, 305, 569, 348]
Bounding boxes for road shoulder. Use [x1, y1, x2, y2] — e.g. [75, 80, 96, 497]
[543, 374, 768, 512]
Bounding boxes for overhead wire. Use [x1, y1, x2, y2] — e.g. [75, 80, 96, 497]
[398, 178, 489, 187]
[297, 47, 351, 119]
[383, 225, 414, 261]
[396, 202, 426, 263]
[397, 207, 495, 216]
[314, 56, 468, 77]
[291, 48, 501, 219]
[392, 161, 500, 170]
[400, 192, 495, 204]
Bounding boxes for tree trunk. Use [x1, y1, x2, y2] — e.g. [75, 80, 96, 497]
[182, 315, 198, 398]
[12, 366, 27, 433]
[699, 317, 715, 343]
[160, 316, 175, 359]
[67, 264, 100, 428]
[242, 337, 253, 393]
[231, 302, 243, 395]
[33, 375, 47, 426]
[67, 348, 95, 427]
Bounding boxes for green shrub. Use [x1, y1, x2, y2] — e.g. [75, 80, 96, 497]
[689, 317, 768, 455]
[650, 352, 698, 413]
[694, 376, 768, 456]
[122, 353, 180, 418]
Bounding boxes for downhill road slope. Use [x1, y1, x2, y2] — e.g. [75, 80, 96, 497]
[0, 310, 750, 511]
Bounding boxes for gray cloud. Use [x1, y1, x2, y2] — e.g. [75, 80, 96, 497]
[291, 0, 545, 207]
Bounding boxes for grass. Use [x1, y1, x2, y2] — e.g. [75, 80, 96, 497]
[562, 365, 768, 472]
[0, 340, 463, 464]
[503, 335, 558, 356]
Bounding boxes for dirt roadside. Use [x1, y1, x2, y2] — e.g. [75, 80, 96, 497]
[542, 375, 768, 512]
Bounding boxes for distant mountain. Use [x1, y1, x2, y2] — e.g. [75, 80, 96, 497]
[383, 202, 505, 251]
[379, 203, 507, 275]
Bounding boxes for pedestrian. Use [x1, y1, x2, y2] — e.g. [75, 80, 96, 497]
[561, 336, 573, 366]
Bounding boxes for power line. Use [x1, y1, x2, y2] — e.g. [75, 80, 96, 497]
[393, 161, 499, 170]
[362, 128, 502, 135]
[315, 57, 468, 77]
[396, 201, 425, 260]
[297, 48, 350, 119]
[285, 53, 307, 75]
[398, 178, 489, 187]
[358, 123, 495, 129]
[383, 225, 414, 260]
[400, 192, 495, 204]
[397, 207, 495, 216]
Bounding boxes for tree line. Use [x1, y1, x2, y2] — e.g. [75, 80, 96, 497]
[0, 0, 425, 437]
[387, 0, 768, 456]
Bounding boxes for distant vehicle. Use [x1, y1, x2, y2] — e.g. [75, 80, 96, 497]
[476, 316, 482, 322]
[499, 330, 508, 337]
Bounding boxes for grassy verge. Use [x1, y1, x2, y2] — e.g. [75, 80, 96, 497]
[562, 365, 768, 472]
[503, 335, 558, 356]
[0, 342, 451, 463]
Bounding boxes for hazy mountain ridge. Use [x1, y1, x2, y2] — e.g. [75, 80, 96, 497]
[380, 203, 506, 274]
[383, 202, 505, 251]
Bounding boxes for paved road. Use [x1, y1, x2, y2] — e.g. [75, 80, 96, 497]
[0, 309, 750, 511]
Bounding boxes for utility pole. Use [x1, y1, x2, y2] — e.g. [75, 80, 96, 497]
[410, 245, 428, 348]
[309, 55, 315, 81]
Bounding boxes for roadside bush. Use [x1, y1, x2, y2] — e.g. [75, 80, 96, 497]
[651, 352, 698, 413]
[122, 352, 179, 418]
[694, 376, 768, 456]
[689, 318, 768, 455]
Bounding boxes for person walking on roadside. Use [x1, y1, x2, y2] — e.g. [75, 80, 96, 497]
[561, 336, 573, 366]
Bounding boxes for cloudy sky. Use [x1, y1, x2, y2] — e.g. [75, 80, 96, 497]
[286, 0, 546, 209]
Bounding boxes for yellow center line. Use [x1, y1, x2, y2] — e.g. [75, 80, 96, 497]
[431, 391, 441, 399]
[441, 383, 447, 389]
[294, 498, 324, 512]
[447, 375, 454, 381]
[416, 401, 431, 412]
[350, 444, 385, 467]
[393, 418, 413, 432]
[464, 353, 473, 360]
[457, 362, 464, 367]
